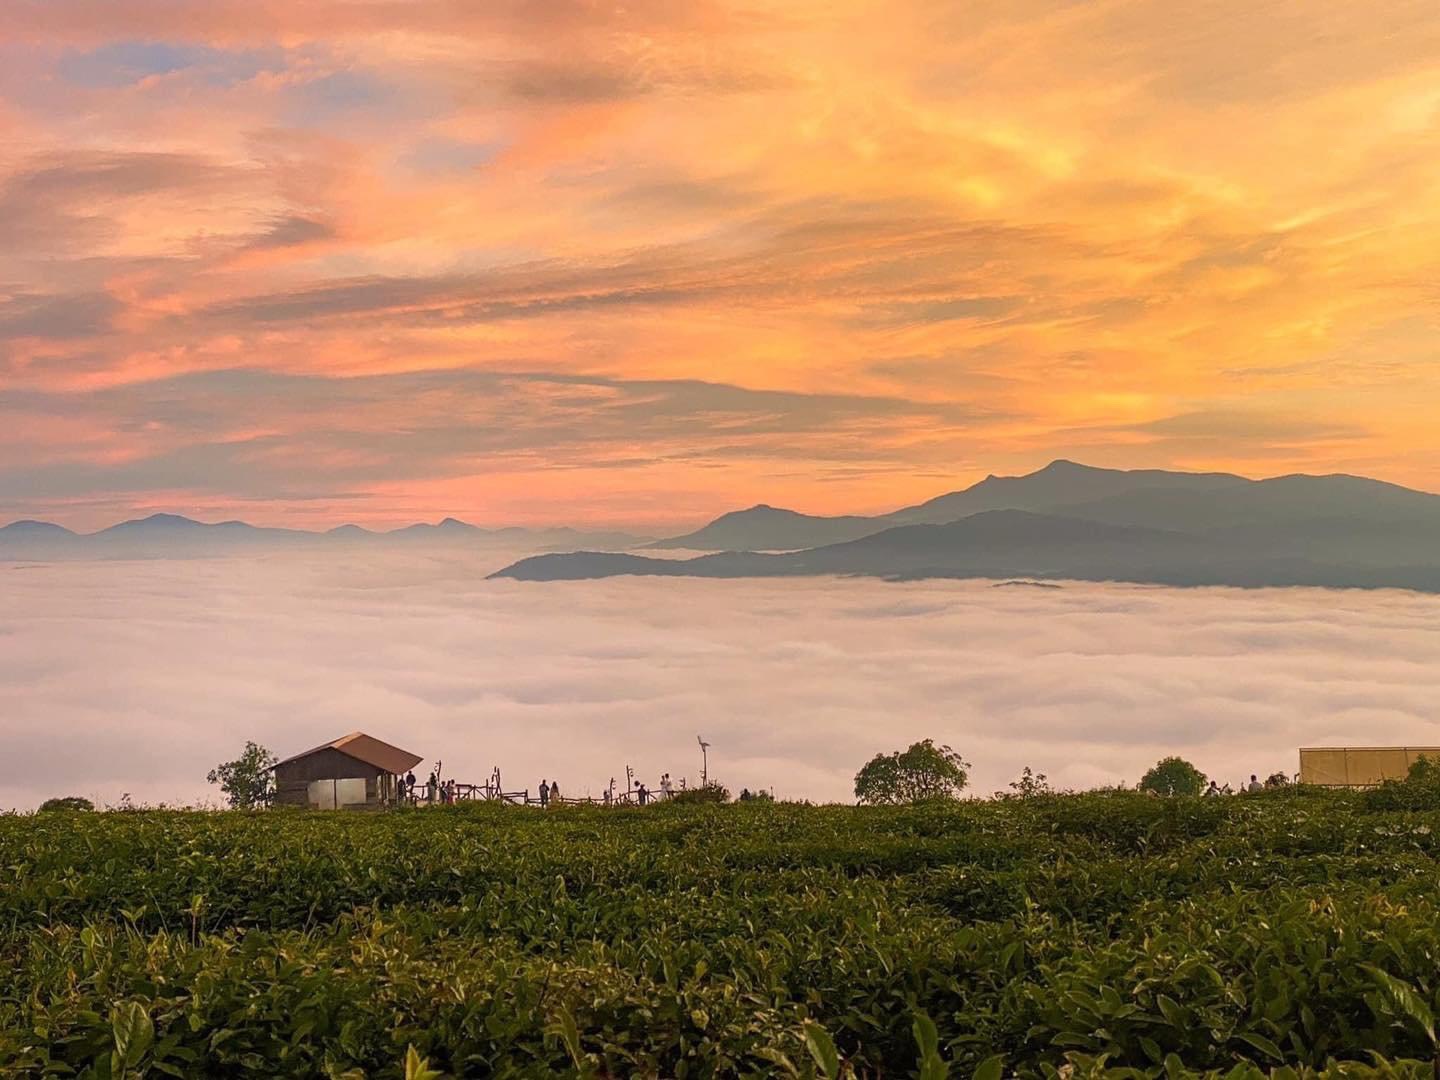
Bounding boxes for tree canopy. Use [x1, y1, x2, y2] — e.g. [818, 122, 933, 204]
[207, 742, 278, 809]
[38, 796, 94, 812]
[1138, 756, 1208, 797]
[854, 739, 970, 805]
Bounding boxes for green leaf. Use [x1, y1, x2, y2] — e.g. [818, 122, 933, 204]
[1362, 965, 1438, 1046]
[913, 1012, 939, 1060]
[110, 1001, 154, 1077]
[912, 1012, 948, 1080]
[972, 1054, 1002, 1080]
[549, 1004, 597, 1077]
[803, 1021, 841, 1080]
[1156, 995, 1185, 1027]
[1138, 1036, 1163, 1064]
[1234, 1032, 1284, 1061]
[403, 1045, 445, 1080]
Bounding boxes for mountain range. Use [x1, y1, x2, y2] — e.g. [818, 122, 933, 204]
[0, 513, 649, 560]
[492, 460, 1440, 591]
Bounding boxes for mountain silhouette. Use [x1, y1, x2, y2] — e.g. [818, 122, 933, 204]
[495, 510, 1221, 582]
[491, 460, 1440, 591]
[0, 513, 650, 560]
[642, 460, 1255, 551]
[647, 504, 881, 551]
[0, 520, 77, 538]
[885, 460, 1249, 525]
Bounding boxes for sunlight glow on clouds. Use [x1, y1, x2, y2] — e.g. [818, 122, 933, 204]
[1, 1, 1438, 528]
[3, 556, 1440, 809]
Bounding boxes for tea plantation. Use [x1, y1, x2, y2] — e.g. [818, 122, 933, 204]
[4, 791, 1440, 1078]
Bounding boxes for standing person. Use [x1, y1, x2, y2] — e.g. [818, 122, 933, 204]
[538, 779, 550, 808]
[1247, 774, 1263, 793]
[660, 773, 673, 799]
[602, 787, 612, 808]
[406, 770, 417, 802]
[550, 780, 561, 805]
[637, 784, 650, 806]
[426, 771, 438, 805]
[1203, 780, 1220, 797]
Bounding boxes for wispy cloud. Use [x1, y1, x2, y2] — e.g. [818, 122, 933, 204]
[1, 0, 1437, 526]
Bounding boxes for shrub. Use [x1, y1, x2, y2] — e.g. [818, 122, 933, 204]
[669, 781, 730, 804]
[1361, 757, 1440, 811]
[37, 796, 93, 812]
[996, 766, 1052, 799]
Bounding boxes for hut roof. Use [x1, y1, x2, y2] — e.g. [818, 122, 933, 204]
[274, 731, 423, 774]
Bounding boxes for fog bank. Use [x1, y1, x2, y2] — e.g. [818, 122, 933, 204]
[3, 552, 1439, 809]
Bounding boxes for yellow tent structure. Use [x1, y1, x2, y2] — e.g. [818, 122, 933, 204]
[1299, 746, 1440, 787]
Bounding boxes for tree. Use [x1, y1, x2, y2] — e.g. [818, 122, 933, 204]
[854, 739, 970, 805]
[1138, 756, 1207, 797]
[38, 795, 94, 812]
[207, 742, 278, 809]
[999, 766, 1052, 799]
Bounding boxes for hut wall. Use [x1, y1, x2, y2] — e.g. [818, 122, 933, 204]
[274, 747, 387, 809]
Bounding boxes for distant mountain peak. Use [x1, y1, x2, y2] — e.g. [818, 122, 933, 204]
[437, 517, 472, 529]
[0, 519, 75, 536]
[110, 513, 205, 530]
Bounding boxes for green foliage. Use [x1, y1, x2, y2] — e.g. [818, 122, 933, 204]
[38, 795, 94, 812]
[205, 741, 278, 809]
[998, 765, 1052, 799]
[110, 1000, 154, 1079]
[1362, 966, 1436, 1048]
[1362, 757, 1440, 811]
[6, 790, 1440, 1075]
[1139, 755, 1209, 796]
[669, 781, 731, 804]
[854, 738, 970, 804]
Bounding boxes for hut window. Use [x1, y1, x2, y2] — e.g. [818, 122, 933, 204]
[306, 778, 370, 810]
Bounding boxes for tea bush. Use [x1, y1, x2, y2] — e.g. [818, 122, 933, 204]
[2, 791, 1438, 1077]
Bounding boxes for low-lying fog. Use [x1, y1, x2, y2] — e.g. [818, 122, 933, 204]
[4, 550, 1440, 809]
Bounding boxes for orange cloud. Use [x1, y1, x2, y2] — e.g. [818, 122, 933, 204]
[2, 0, 1438, 529]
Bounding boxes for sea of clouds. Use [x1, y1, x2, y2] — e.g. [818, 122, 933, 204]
[3, 551, 1440, 810]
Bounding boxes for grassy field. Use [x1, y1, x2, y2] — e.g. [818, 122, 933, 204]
[4, 791, 1440, 1078]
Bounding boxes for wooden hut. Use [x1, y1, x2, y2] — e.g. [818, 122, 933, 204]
[272, 731, 423, 810]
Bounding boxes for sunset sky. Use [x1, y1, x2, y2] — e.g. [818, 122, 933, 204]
[3, 0, 1438, 531]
